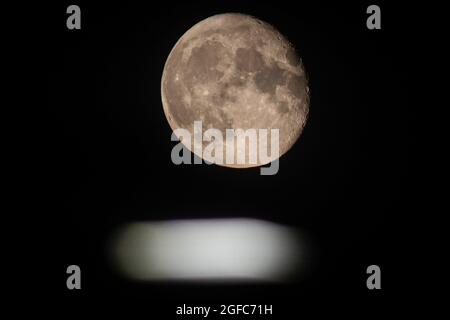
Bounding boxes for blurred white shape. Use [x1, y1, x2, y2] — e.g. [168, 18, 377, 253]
[111, 219, 305, 282]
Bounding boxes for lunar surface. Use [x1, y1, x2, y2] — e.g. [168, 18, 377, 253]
[161, 13, 309, 167]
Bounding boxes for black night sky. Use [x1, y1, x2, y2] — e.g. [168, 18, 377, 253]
[41, 1, 413, 318]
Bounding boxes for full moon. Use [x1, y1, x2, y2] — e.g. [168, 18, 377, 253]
[161, 13, 309, 168]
